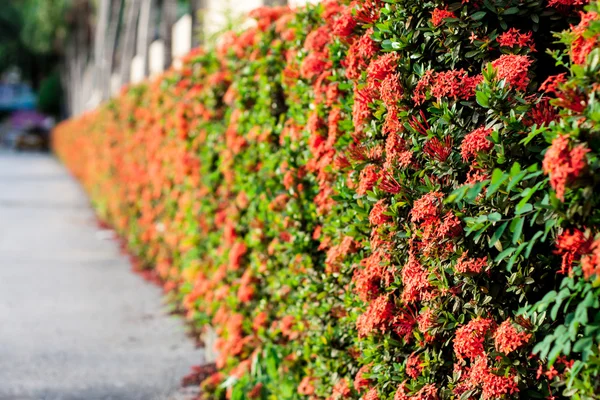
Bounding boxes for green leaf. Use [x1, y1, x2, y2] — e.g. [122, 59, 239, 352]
[503, 7, 520, 14]
[489, 220, 509, 248]
[476, 91, 489, 107]
[487, 169, 508, 199]
[524, 231, 544, 258]
[471, 11, 487, 20]
[515, 202, 533, 215]
[511, 217, 524, 244]
[495, 246, 516, 263]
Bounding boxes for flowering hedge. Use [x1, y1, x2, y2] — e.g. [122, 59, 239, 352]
[53, 1, 600, 399]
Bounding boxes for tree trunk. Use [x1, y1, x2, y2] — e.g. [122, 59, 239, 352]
[190, 0, 205, 47]
[161, 0, 178, 70]
[103, 0, 123, 99]
[119, 0, 141, 85]
[136, 0, 155, 76]
[94, 0, 110, 102]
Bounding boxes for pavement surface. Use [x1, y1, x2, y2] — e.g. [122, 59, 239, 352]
[0, 151, 204, 400]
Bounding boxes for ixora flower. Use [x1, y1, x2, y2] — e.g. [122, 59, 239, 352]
[413, 69, 481, 105]
[356, 295, 395, 336]
[453, 318, 495, 360]
[364, 387, 380, 400]
[490, 54, 533, 91]
[493, 319, 531, 354]
[430, 8, 456, 27]
[542, 135, 589, 201]
[460, 126, 493, 161]
[410, 191, 444, 223]
[570, 11, 599, 64]
[369, 199, 391, 225]
[497, 28, 536, 51]
[455, 252, 487, 274]
[554, 229, 592, 275]
[581, 238, 600, 279]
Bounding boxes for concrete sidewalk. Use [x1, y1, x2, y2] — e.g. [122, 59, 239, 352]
[0, 151, 203, 400]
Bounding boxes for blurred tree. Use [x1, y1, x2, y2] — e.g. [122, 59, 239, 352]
[20, 0, 71, 55]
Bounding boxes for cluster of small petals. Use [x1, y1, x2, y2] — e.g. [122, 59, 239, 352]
[481, 372, 519, 400]
[248, 6, 289, 31]
[326, 236, 358, 273]
[333, 11, 357, 37]
[465, 167, 490, 186]
[353, 87, 374, 130]
[328, 378, 351, 400]
[460, 127, 493, 161]
[410, 191, 444, 223]
[355, 256, 386, 301]
[380, 73, 404, 108]
[394, 383, 410, 400]
[356, 295, 395, 336]
[570, 12, 599, 64]
[304, 26, 331, 52]
[459, 356, 520, 399]
[493, 319, 532, 354]
[540, 73, 567, 95]
[437, 212, 463, 239]
[542, 135, 589, 201]
[413, 70, 435, 105]
[417, 308, 437, 336]
[393, 306, 417, 341]
[344, 29, 378, 79]
[526, 98, 559, 127]
[366, 53, 400, 90]
[497, 28, 536, 51]
[364, 387, 380, 400]
[581, 238, 600, 279]
[429, 70, 482, 102]
[554, 229, 592, 274]
[354, 364, 372, 391]
[453, 318, 495, 360]
[383, 108, 404, 136]
[358, 165, 380, 195]
[455, 252, 487, 274]
[369, 199, 391, 225]
[431, 8, 456, 27]
[406, 352, 423, 379]
[548, 0, 588, 8]
[401, 256, 433, 303]
[300, 51, 331, 80]
[353, 0, 382, 24]
[412, 384, 439, 400]
[491, 54, 532, 91]
[298, 376, 316, 395]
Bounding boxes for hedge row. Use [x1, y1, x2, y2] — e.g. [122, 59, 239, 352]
[53, 1, 600, 399]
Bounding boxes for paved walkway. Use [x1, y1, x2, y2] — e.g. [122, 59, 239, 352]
[0, 151, 204, 400]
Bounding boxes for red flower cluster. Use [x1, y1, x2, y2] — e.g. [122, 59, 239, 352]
[455, 252, 487, 274]
[493, 319, 531, 354]
[430, 8, 456, 27]
[410, 192, 444, 223]
[542, 135, 589, 201]
[491, 54, 532, 91]
[570, 12, 599, 64]
[554, 229, 592, 275]
[497, 28, 536, 51]
[413, 69, 481, 105]
[357, 295, 395, 336]
[460, 127, 493, 161]
[453, 318, 495, 360]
